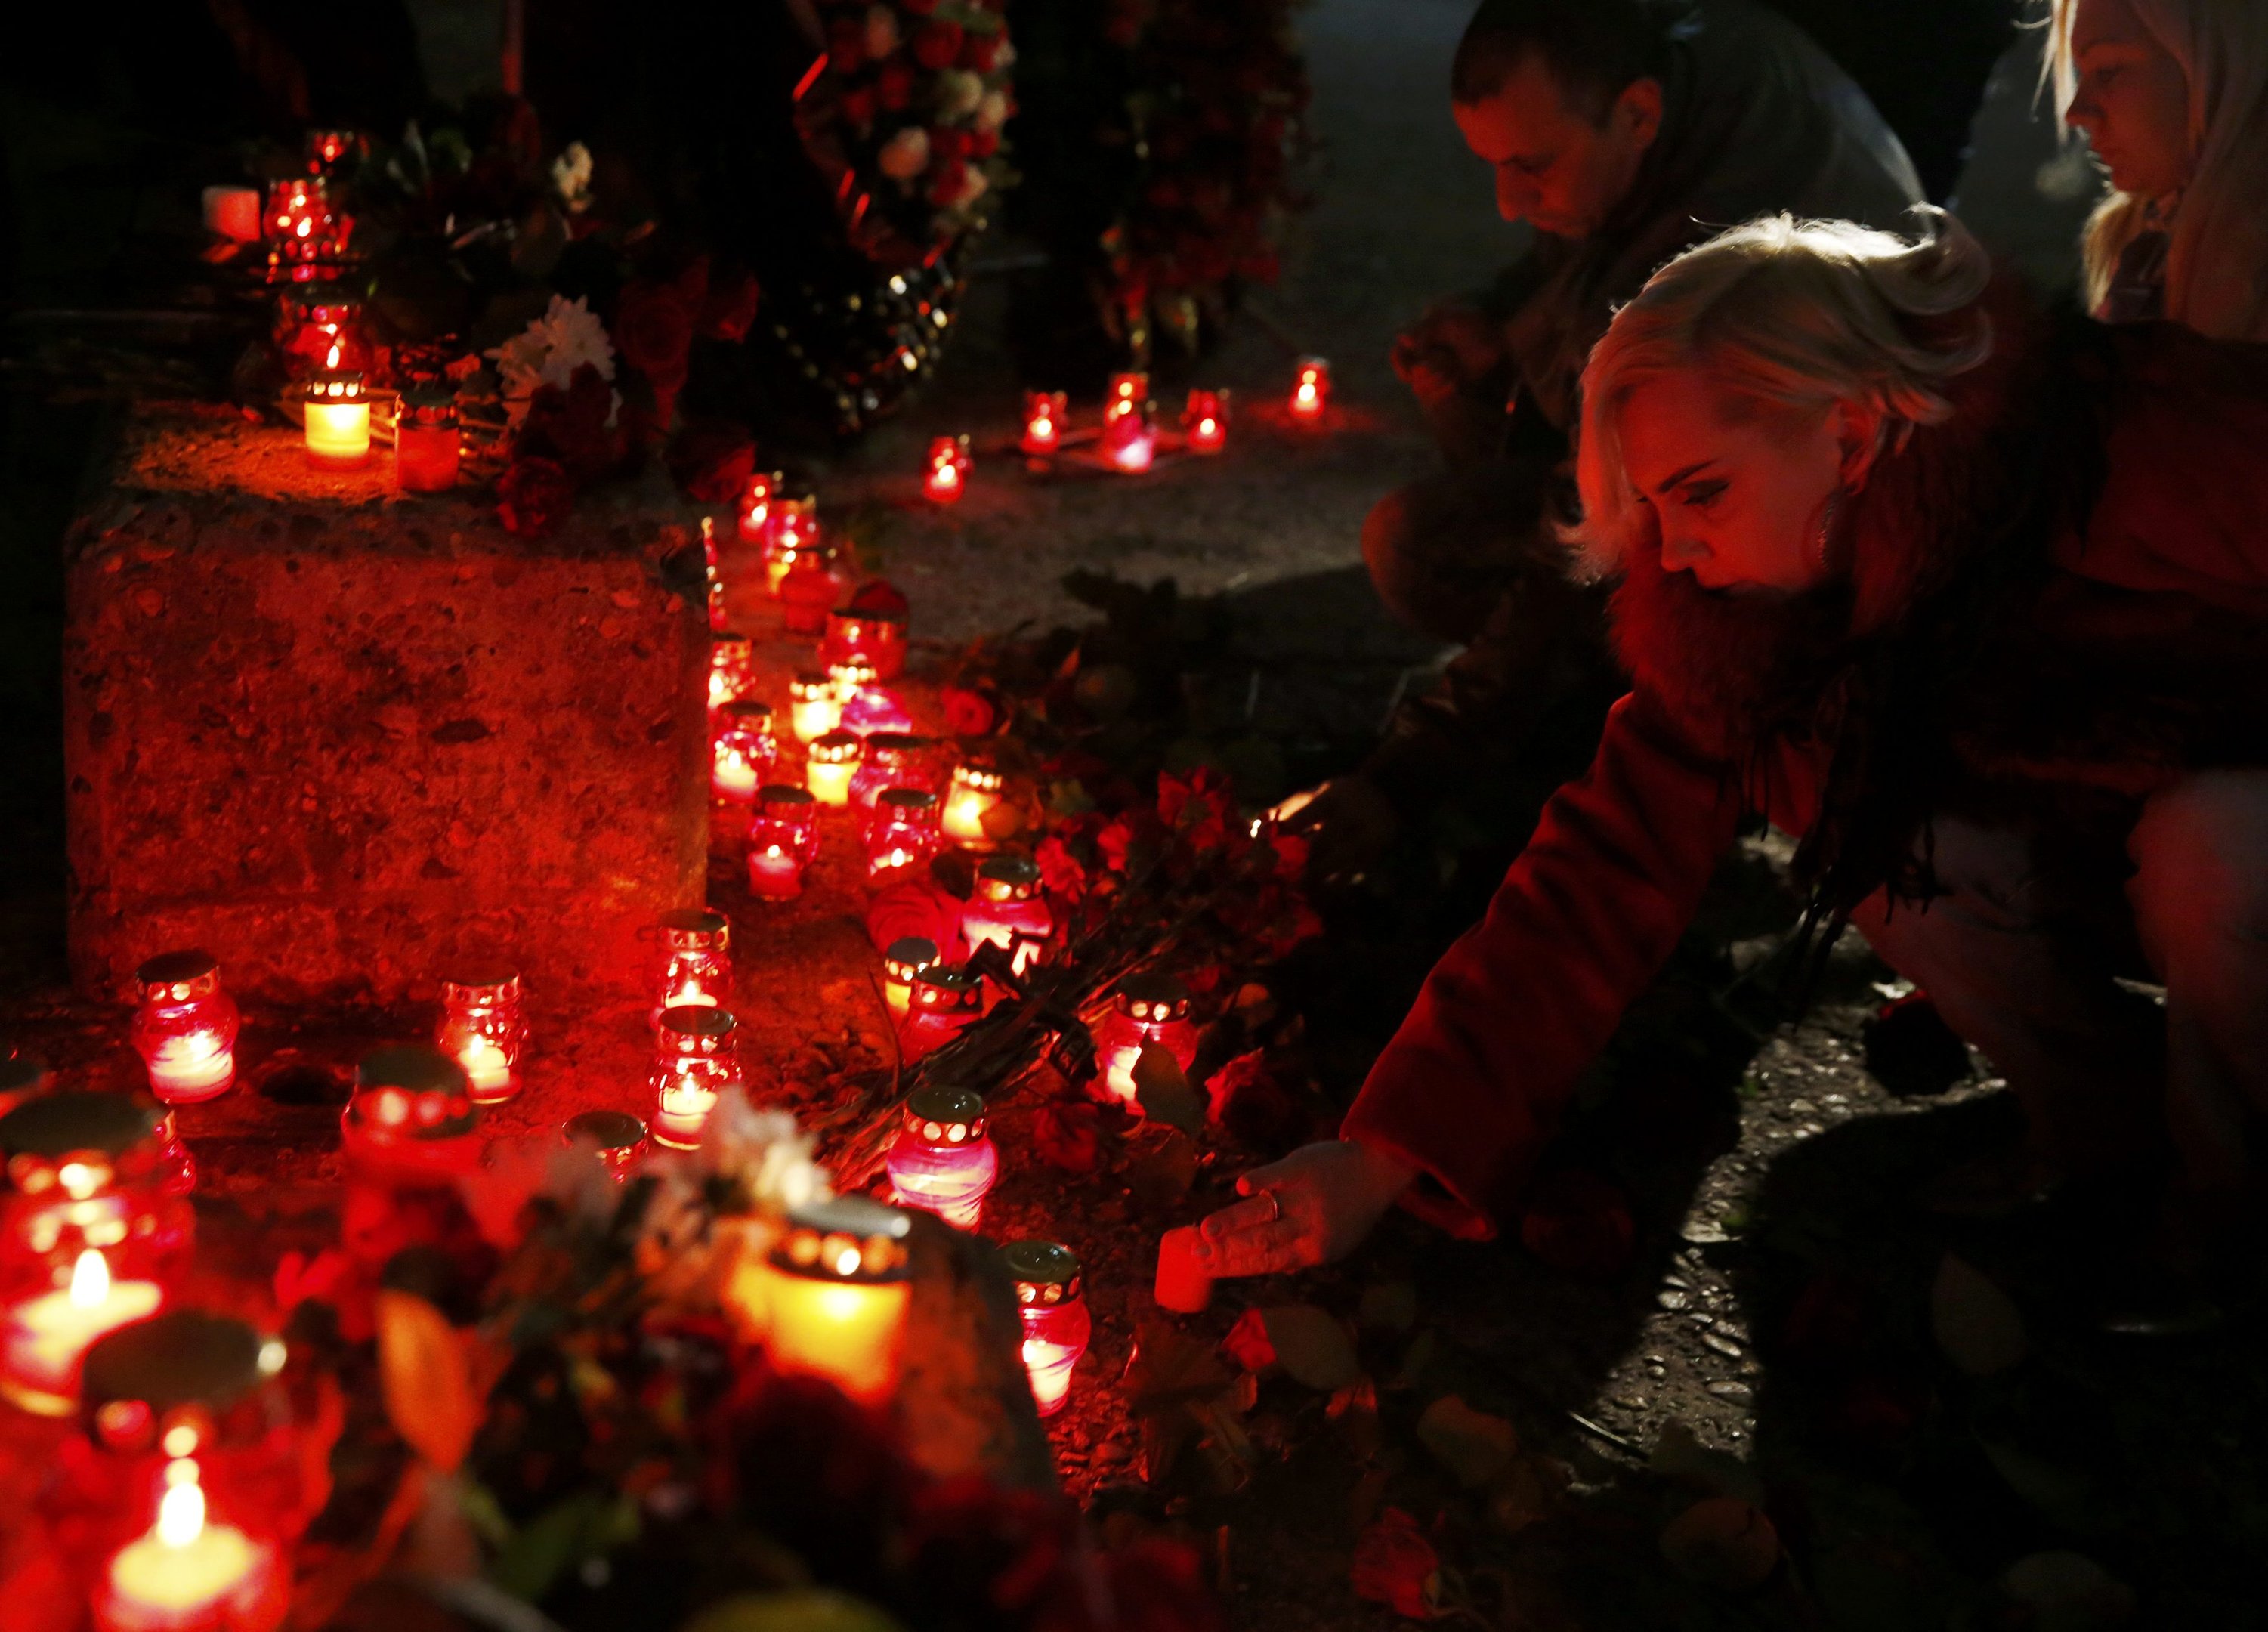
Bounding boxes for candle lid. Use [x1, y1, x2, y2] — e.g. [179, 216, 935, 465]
[0, 1089, 162, 1169]
[829, 607, 907, 634]
[828, 657, 880, 685]
[1003, 1239, 1083, 1303]
[660, 908, 731, 950]
[718, 698, 775, 728]
[759, 784, 817, 811]
[975, 855, 1041, 901]
[82, 1310, 270, 1423]
[135, 949, 221, 1000]
[867, 732, 929, 762]
[952, 756, 1004, 789]
[771, 1194, 912, 1282]
[1114, 972, 1190, 1022]
[789, 672, 833, 700]
[712, 631, 755, 658]
[904, 1084, 986, 1143]
[564, 1109, 649, 1152]
[876, 787, 938, 815]
[811, 731, 864, 764]
[910, 964, 982, 1012]
[883, 937, 939, 979]
[660, 1004, 739, 1043]
[357, 1044, 468, 1094]
[399, 382, 460, 425]
[441, 961, 521, 1001]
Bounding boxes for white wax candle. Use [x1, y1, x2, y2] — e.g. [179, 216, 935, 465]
[748, 846, 802, 901]
[653, 1084, 718, 1149]
[2, 1262, 165, 1408]
[99, 1510, 266, 1632]
[304, 400, 371, 468]
[456, 1037, 514, 1102]
[712, 748, 762, 802]
[148, 1035, 233, 1100]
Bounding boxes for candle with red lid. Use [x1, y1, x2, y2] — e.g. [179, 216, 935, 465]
[563, 1109, 650, 1179]
[961, 855, 1054, 975]
[651, 1006, 742, 1149]
[394, 385, 461, 492]
[737, 468, 783, 545]
[924, 435, 970, 505]
[885, 1085, 999, 1229]
[939, 757, 1008, 850]
[129, 952, 238, 1105]
[751, 1197, 913, 1406]
[709, 632, 756, 716]
[301, 347, 370, 469]
[339, 1046, 484, 1185]
[848, 732, 934, 810]
[822, 607, 908, 682]
[0, 1092, 190, 1416]
[882, 937, 939, 1019]
[1184, 388, 1229, 454]
[864, 788, 940, 876]
[1006, 1241, 1090, 1415]
[651, 909, 731, 1026]
[435, 963, 527, 1105]
[712, 700, 780, 804]
[788, 671, 842, 743]
[898, 965, 982, 1062]
[1021, 391, 1067, 456]
[805, 731, 864, 807]
[1095, 973, 1198, 1109]
[1290, 356, 1331, 422]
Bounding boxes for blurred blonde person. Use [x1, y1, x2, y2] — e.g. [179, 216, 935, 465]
[2047, 0, 2268, 336]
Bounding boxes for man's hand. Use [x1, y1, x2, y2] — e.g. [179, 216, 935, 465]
[1276, 774, 1400, 882]
[1391, 302, 1506, 410]
[1188, 1139, 1417, 1278]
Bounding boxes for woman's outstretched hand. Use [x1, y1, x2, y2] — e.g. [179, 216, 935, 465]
[1190, 1139, 1417, 1278]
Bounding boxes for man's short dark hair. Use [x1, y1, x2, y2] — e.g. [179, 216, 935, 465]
[1451, 0, 1682, 113]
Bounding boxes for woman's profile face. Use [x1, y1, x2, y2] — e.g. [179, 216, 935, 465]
[1614, 372, 1849, 596]
[2066, 0, 2192, 199]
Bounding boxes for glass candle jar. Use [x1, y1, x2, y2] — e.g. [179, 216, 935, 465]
[63, 1311, 301, 1632]
[1005, 1240, 1090, 1416]
[848, 732, 934, 811]
[652, 909, 732, 1028]
[757, 784, 821, 865]
[780, 551, 845, 638]
[821, 608, 909, 682]
[755, 1196, 913, 1407]
[129, 952, 239, 1105]
[885, 1086, 998, 1230]
[745, 823, 807, 901]
[961, 856, 1054, 976]
[864, 788, 940, 876]
[338, 1046, 483, 1185]
[393, 385, 461, 493]
[1101, 397, 1157, 473]
[263, 176, 338, 264]
[1184, 388, 1229, 454]
[712, 700, 780, 805]
[1021, 391, 1068, 456]
[0, 1092, 193, 1417]
[939, 758, 1007, 850]
[1106, 372, 1149, 423]
[1095, 972, 1198, 1109]
[435, 963, 527, 1105]
[651, 1006, 741, 1150]
[763, 493, 820, 594]
[708, 632, 757, 716]
[273, 284, 368, 380]
[737, 468, 783, 545]
[898, 965, 982, 1062]
[805, 731, 864, 807]
[304, 128, 363, 172]
[1290, 356, 1330, 421]
[789, 671, 843, 743]
[301, 363, 371, 469]
[882, 937, 940, 1020]
[562, 1109, 650, 1179]
[924, 435, 970, 505]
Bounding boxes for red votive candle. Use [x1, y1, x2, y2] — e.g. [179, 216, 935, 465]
[898, 965, 982, 1062]
[394, 385, 461, 492]
[1101, 398, 1157, 473]
[746, 826, 807, 901]
[712, 700, 780, 805]
[1006, 1240, 1090, 1415]
[202, 186, 261, 243]
[960, 855, 1054, 975]
[563, 1109, 650, 1179]
[939, 757, 1007, 851]
[737, 468, 783, 545]
[864, 787, 941, 876]
[925, 435, 970, 505]
[651, 1006, 742, 1149]
[805, 731, 864, 807]
[1021, 391, 1067, 456]
[1184, 388, 1229, 454]
[435, 963, 527, 1105]
[882, 937, 940, 1019]
[789, 671, 842, 743]
[339, 1046, 484, 1186]
[848, 732, 935, 811]
[821, 607, 908, 682]
[652, 909, 731, 1028]
[129, 952, 239, 1105]
[757, 1197, 913, 1406]
[758, 784, 821, 864]
[764, 493, 820, 594]
[885, 1085, 999, 1229]
[1290, 356, 1330, 422]
[301, 351, 370, 469]
[709, 632, 756, 717]
[1096, 973, 1198, 1110]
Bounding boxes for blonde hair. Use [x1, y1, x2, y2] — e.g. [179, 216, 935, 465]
[2045, 0, 2268, 338]
[1571, 212, 1996, 576]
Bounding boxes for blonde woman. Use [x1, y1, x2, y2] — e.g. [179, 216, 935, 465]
[1194, 213, 2268, 1321]
[2048, 0, 2268, 336]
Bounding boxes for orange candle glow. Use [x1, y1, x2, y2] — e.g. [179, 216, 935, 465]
[1290, 357, 1330, 422]
[882, 937, 939, 1019]
[2, 1249, 163, 1414]
[805, 731, 863, 807]
[939, 758, 1007, 850]
[789, 672, 843, 743]
[925, 436, 970, 505]
[1021, 391, 1067, 456]
[755, 1197, 913, 1406]
[94, 1457, 282, 1632]
[1184, 388, 1229, 454]
[302, 347, 369, 468]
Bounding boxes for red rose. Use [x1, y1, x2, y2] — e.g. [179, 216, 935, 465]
[841, 85, 878, 128]
[666, 422, 757, 504]
[941, 684, 999, 738]
[847, 577, 910, 617]
[518, 363, 624, 481]
[877, 59, 916, 110]
[913, 19, 964, 68]
[1034, 833, 1087, 902]
[960, 32, 1003, 72]
[497, 454, 577, 538]
[613, 276, 697, 404]
[1518, 1170, 1636, 1281]
[700, 267, 762, 343]
[865, 876, 963, 956]
[1032, 1101, 1100, 1174]
[1157, 765, 1233, 852]
[1350, 1509, 1442, 1620]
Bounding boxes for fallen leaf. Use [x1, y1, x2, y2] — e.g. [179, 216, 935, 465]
[1931, 1253, 2028, 1376]
[1416, 1395, 1518, 1488]
[1999, 1552, 2136, 1632]
[1134, 1045, 1205, 1135]
[375, 1290, 479, 1473]
[1358, 1281, 1419, 1333]
[1648, 1420, 1767, 1508]
[1979, 1438, 2094, 1525]
[1259, 1305, 1360, 1392]
[1660, 1497, 1780, 1592]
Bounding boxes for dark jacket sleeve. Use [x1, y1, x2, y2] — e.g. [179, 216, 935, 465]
[1342, 690, 1745, 1232]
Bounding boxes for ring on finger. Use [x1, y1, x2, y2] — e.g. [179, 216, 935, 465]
[1253, 1187, 1282, 1225]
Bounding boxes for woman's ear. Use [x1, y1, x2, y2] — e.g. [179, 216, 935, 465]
[1831, 400, 1889, 492]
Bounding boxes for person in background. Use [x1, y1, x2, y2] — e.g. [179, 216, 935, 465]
[1288, 0, 1922, 876]
[1203, 212, 2268, 1329]
[2048, 0, 2268, 338]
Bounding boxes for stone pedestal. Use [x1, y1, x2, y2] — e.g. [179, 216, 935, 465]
[63, 407, 709, 1014]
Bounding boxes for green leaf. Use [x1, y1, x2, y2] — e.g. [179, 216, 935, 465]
[1416, 1394, 1518, 1488]
[1259, 1305, 1360, 1392]
[1133, 1046, 1204, 1135]
[487, 1491, 613, 1603]
[679, 1590, 909, 1632]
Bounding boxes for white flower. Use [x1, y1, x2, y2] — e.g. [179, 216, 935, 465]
[935, 69, 985, 122]
[551, 141, 594, 215]
[486, 294, 616, 422]
[974, 89, 1011, 135]
[990, 39, 1016, 75]
[864, 5, 901, 60]
[697, 1089, 832, 1214]
[941, 166, 990, 211]
[877, 126, 932, 181]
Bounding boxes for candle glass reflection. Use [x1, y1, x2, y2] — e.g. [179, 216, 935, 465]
[939, 758, 1007, 850]
[435, 963, 527, 1105]
[961, 855, 1054, 975]
[1095, 973, 1198, 1109]
[754, 1197, 913, 1406]
[339, 1046, 484, 1185]
[129, 952, 239, 1105]
[652, 909, 732, 1028]
[885, 1086, 997, 1229]
[882, 937, 940, 1020]
[712, 700, 780, 805]
[1183, 388, 1229, 454]
[789, 671, 843, 743]
[0, 1092, 192, 1416]
[899, 966, 982, 1062]
[848, 733, 934, 811]
[1021, 391, 1067, 456]
[562, 1109, 650, 1179]
[651, 1006, 741, 1149]
[864, 788, 940, 876]
[1005, 1241, 1090, 1416]
[805, 731, 864, 807]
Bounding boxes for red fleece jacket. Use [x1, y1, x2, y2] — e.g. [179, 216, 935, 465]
[1341, 317, 2268, 1236]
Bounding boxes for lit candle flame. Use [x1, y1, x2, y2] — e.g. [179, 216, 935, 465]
[323, 340, 342, 370]
[69, 1247, 110, 1309]
[157, 1473, 205, 1548]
